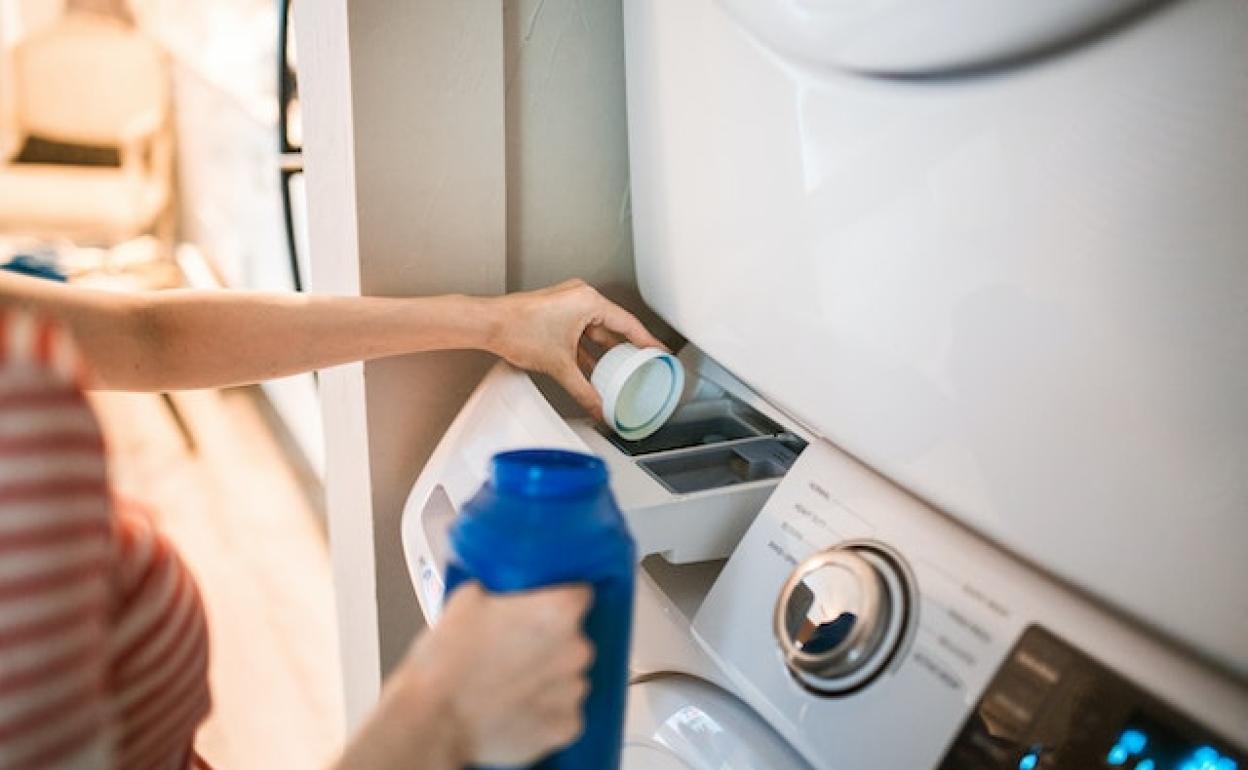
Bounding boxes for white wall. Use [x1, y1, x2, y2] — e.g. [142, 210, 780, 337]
[297, 0, 641, 727]
[504, 0, 634, 292]
[504, 0, 675, 346]
[297, 0, 506, 728]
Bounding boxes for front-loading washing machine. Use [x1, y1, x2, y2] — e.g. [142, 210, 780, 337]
[402, 0, 1248, 767]
[401, 354, 819, 769]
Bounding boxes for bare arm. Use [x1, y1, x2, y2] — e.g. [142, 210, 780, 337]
[0, 272, 663, 415]
[333, 584, 592, 770]
[0, 271, 496, 389]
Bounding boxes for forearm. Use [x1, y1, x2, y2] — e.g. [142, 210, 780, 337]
[332, 668, 466, 770]
[117, 289, 502, 390]
[0, 272, 149, 385]
[2, 272, 662, 412]
[0, 271, 505, 390]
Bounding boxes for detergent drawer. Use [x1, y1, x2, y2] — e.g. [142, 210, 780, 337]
[399, 347, 807, 623]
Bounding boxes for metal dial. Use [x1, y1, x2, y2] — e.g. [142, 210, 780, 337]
[774, 542, 913, 695]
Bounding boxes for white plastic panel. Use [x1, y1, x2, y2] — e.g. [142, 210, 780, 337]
[717, 0, 1159, 75]
[400, 364, 588, 623]
[623, 0, 1248, 675]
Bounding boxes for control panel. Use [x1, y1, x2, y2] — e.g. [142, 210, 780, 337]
[941, 626, 1244, 770]
[691, 441, 1248, 770]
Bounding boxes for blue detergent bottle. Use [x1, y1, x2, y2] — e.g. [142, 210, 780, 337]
[444, 449, 636, 770]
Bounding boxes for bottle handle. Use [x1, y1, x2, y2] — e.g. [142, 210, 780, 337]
[413, 484, 457, 622]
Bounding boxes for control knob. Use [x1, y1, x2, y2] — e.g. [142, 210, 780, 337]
[773, 541, 913, 694]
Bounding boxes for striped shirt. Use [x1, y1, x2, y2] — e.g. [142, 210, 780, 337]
[0, 310, 210, 770]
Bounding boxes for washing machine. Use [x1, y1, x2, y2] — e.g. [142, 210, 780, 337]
[402, 0, 1248, 767]
[401, 352, 818, 769]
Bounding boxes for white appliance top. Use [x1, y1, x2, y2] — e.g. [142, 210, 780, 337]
[622, 0, 1248, 676]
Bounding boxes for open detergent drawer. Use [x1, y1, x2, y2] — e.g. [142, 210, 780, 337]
[399, 346, 808, 623]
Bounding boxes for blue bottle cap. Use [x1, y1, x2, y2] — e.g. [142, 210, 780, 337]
[492, 449, 608, 498]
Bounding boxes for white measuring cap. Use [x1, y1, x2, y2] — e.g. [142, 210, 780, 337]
[591, 343, 685, 441]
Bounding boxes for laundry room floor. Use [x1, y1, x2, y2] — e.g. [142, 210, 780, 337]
[88, 387, 345, 770]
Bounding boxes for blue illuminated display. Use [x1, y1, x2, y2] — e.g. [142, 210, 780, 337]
[1108, 727, 1150, 766]
[1109, 728, 1149, 762]
[1121, 731, 1149, 754]
[1108, 718, 1243, 768]
[1176, 746, 1239, 770]
[1019, 752, 1039, 770]
[1106, 718, 1240, 770]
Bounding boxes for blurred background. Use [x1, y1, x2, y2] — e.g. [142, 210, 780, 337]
[0, 0, 343, 767]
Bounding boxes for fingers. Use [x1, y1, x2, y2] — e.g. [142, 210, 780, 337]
[568, 635, 596, 672]
[443, 580, 485, 612]
[579, 327, 623, 381]
[536, 639, 591, 751]
[447, 581, 591, 639]
[537, 583, 594, 621]
[595, 300, 667, 352]
[542, 707, 585, 752]
[560, 280, 665, 352]
[505, 583, 592, 630]
[509, 282, 665, 421]
[576, 345, 597, 378]
[538, 676, 590, 717]
[583, 324, 626, 352]
[535, 642, 594, 688]
[553, 278, 588, 292]
[474, 583, 592, 631]
[416, 578, 598, 768]
[555, 364, 604, 422]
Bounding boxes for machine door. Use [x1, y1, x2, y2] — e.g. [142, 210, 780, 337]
[622, 675, 812, 770]
[717, 0, 1161, 74]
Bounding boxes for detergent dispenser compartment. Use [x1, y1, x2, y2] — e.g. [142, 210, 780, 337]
[600, 396, 786, 456]
[640, 435, 803, 494]
[603, 394, 807, 495]
[570, 382, 808, 564]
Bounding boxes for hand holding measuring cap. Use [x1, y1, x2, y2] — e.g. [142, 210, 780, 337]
[486, 279, 667, 422]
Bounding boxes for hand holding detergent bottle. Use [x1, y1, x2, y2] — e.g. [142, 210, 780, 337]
[445, 449, 636, 770]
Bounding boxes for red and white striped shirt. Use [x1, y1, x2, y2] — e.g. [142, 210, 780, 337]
[0, 310, 210, 770]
